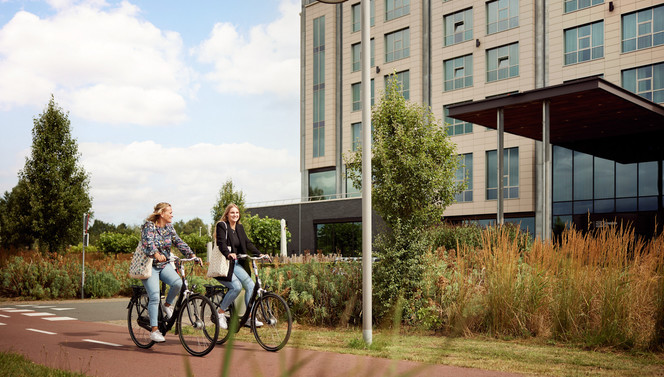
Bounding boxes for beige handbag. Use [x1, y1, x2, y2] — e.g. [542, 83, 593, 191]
[129, 243, 153, 280]
[206, 242, 230, 278]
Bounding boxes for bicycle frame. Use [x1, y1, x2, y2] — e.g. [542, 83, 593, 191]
[230, 256, 266, 331]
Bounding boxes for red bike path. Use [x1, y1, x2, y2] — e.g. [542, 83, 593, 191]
[0, 305, 525, 377]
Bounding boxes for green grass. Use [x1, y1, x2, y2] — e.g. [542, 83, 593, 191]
[0, 352, 88, 377]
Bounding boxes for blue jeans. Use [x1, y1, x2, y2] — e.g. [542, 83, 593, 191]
[142, 263, 182, 327]
[215, 263, 254, 312]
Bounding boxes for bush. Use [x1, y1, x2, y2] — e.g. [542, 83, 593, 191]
[181, 233, 211, 258]
[84, 270, 121, 298]
[243, 215, 290, 255]
[98, 232, 140, 254]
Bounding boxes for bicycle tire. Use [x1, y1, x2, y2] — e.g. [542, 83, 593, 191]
[208, 291, 234, 344]
[252, 292, 292, 352]
[177, 295, 219, 356]
[127, 293, 154, 349]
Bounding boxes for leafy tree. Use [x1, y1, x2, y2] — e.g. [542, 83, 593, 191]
[173, 217, 208, 236]
[243, 214, 291, 255]
[87, 219, 117, 246]
[0, 178, 34, 249]
[18, 96, 92, 252]
[344, 75, 463, 319]
[211, 179, 246, 223]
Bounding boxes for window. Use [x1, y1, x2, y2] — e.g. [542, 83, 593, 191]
[564, 21, 604, 65]
[385, 28, 410, 63]
[351, 39, 375, 72]
[455, 153, 473, 202]
[444, 54, 473, 91]
[385, 71, 410, 100]
[564, 0, 603, 13]
[309, 169, 336, 200]
[444, 106, 473, 136]
[351, 0, 375, 33]
[351, 122, 362, 151]
[621, 5, 664, 53]
[622, 63, 664, 104]
[386, 0, 409, 21]
[351, 79, 375, 111]
[486, 0, 519, 34]
[444, 8, 473, 46]
[486, 148, 519, 200]
[313, 16, 326, 158]
[315, 222, 362, 256]
[487, 43, 519, 82]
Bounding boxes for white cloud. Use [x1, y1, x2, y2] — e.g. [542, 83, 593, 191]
[80, 141, 300, 225]
[0, 1, 190, 125]
[193, 0, 300, 97]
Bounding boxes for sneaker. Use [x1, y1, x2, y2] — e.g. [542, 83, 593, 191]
[150, 330, 166, 343]
[218, 312, 228, 329]
[245, 318, 264, 328]
[163, 305, 173, 319]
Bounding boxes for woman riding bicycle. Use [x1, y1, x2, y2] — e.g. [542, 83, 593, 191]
[141, 202, 197, 343]
[213, 203, 264, 330]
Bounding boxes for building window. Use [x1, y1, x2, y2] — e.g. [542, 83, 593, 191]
[564, 0, 603, 13]
[564, 21, 604, 65]
[622, 63, 664, 104]
[486, 43, 519, 82]
[352, 0, 375, 33]
[351, 39, 375, 73]
[351, 122, 362, 151]
[444, 106, 473, 136]
[385, 70, 409, 100]
[315, 222, 362, 256]
[313, 16, 325, 158]
[352, 79, 375, 112]
[621, 5, 664, 53]
[309, 169, 336, 200]
[444, 8, 473, 46]
[486, 147, 519, 200]
[386, 0, 409, 21]
[455, 153, 473, 202]
[444, 54, 473, 91]
[486, 0, 519, 35]
[385, 28, 410, 63]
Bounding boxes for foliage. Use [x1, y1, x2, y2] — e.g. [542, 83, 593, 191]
[243, 214, 291, 255]
[88, 219, 138, 246]
[344, 74, 462, 230]
[423, 223, 484, 252]
[211, 179, 246, 223]
[83, 270, 121, 298]
[17, 96, 92, 252]
[98, 232, 140, 254]
[0, 179, 34, 249]
[181, 233, 211, 257]
[173, 217, 208, 236]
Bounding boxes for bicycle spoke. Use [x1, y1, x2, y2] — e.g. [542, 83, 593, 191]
[177, 295, 219, 356]
[252, 292, 292, 352]
[128, 293, 154, 348]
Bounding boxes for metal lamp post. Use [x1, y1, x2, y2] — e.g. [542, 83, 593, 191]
[316, 0, 372, 345]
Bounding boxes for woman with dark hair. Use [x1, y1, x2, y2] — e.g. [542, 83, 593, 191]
[140, 202, 197, 342]
[213, 203, 263, 329]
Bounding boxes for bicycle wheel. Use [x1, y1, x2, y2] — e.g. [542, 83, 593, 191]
[127, 294, 154, 349]
[208, 291, 234, 344]
[252, 292, 292, 352]
[177, 295, 219, 356]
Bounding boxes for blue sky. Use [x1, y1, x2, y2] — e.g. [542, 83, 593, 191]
[0, 0, 301, 226]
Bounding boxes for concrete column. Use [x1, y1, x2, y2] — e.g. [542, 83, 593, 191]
[497, 108, 504, 225]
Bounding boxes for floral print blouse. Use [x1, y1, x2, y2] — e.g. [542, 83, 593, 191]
[141, 221, 193, 267]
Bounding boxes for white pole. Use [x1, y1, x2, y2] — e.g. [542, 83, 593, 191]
[280, 219, 287, 257]
[360, 0, 372, 346]
[81, 213, 87, 299]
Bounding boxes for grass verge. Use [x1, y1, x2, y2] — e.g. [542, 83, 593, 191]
[0, 352, 88, 377]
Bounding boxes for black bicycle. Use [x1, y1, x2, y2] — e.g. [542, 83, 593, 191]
[205, 254, 292, 352]
[127, 256, 220, 356]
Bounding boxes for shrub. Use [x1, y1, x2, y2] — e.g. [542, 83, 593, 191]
[98, 232, 140, 254]
[84, 270, 121, 298]
[243, 215, 291, 255]
[181, 233, 211, 258]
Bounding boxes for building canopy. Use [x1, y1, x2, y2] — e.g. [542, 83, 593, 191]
[447, 77, 664, 164]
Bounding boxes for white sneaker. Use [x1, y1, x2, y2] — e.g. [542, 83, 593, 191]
[150, 330, 166, 343]
[163, 305, 173, 319]
[218, 312, 228, 329]
[245, 318, 264, 327]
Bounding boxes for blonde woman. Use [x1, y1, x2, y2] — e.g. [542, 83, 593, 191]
[213, 203, 263, 329]
[141, 202, 196, 342]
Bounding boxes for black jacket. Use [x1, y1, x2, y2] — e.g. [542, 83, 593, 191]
[216, 221, 260, 273]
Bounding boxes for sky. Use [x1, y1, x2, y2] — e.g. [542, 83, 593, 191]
[0, 0, 302, 226]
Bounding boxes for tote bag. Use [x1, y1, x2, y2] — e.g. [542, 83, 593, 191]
[129, 243, 153, 280]
[207, 222, 231, 278]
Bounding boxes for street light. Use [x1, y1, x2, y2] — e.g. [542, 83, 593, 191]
[316, 0, 372, 346]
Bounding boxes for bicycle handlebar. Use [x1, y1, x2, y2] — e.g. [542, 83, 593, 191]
[236, 254, 271, 262]
[156, 255, 202, 267]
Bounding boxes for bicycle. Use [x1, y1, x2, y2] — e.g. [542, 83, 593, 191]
[205, 254, 292, 352]
[127, 256, 220, 356]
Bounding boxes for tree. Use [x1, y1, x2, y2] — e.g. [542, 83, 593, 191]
[210, 179, 246, 223]
[0, 178, 34, 249]
[345, 75, 463, 230]
[18, 96, 92, 252]
[243, 214, 291, 255]
[173, 217, 208, 235]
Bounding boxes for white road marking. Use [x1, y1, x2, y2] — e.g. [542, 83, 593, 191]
[0, 323, 5, 326]
[23, 312, 56, 317]
[43, 317, 77, 321]
[83, 339, 122, 347]
[0, 314, 9, 318]
[32, 305, 56, 308]
[26, 328, 57, 335]
[0, 309, 34, 313]
[51, 308, 75, 311]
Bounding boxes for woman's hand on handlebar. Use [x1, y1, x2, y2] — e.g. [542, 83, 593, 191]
[154, 252, 167, 262]
[228, 253, 237, 260]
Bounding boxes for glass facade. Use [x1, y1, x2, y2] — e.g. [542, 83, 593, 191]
[315, 222, 362, 256]
[313, 16, 325, 158]
[309, 169, 336, 200]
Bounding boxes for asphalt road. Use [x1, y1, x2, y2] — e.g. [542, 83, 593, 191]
[0, 300, 525, 377]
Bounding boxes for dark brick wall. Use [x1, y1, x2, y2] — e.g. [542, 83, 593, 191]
[247, 198, 385, 255]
